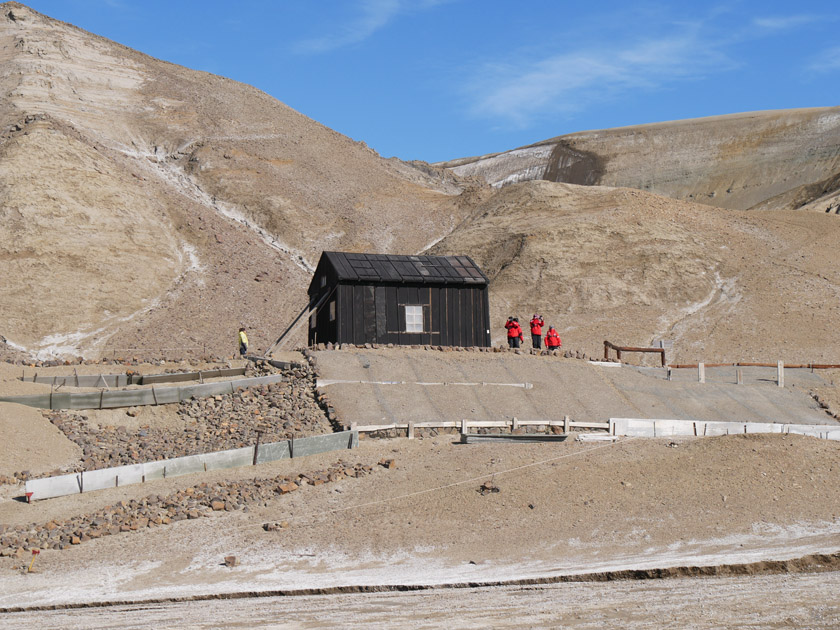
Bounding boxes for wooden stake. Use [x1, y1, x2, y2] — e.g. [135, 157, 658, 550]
[253, 431, 262, 465]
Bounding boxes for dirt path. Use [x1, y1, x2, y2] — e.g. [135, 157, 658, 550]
[4, 570, 840, 629]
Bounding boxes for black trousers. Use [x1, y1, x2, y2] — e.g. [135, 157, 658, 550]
[508, 337, 520, 348]
[532, 334, 541, 349]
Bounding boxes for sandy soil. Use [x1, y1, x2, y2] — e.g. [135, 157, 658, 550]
[1, 434, 839, 610]
[0, 403, 80, 477]
[0, 355, 838, 627]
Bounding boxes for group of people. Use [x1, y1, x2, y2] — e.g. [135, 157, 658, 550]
[504, 315, 562, 350]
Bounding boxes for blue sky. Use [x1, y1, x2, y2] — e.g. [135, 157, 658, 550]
[23, 0, 840, 162]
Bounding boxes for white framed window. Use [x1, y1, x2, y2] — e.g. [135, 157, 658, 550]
[405, 305, 424, 333]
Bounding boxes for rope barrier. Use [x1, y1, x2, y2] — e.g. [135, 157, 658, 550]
[233, 437, 630, 534]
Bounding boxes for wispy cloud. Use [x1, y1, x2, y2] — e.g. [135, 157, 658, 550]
[294, 0, 448, 55]
[809, 46, 840, 73]
[751, 15, 818, 31]
[464, 9, 826, 129]
[466, 29, 732, 128]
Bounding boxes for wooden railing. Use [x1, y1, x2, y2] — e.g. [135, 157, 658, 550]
[604, 340, 666, 367]
[351, 417, 610, 438]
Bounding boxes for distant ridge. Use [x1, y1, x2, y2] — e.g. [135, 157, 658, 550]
[441, 107, 840, 212]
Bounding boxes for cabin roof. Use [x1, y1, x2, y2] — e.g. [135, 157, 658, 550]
[312, 251, 488, 287]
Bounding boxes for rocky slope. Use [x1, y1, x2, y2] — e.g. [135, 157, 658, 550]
[442, 108, 840, 213]
[0, 2, 476, 358]
[1, 2, 840, 366]
[430, 181, 840, 363]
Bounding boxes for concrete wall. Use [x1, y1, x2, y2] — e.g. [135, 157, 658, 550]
[25, 430, 358, 501]
[610, 418, 840, 440]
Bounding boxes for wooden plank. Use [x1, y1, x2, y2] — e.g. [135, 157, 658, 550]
[335, 284, 347, 343]
[438, 286, 449, 345]
[430, 286, 441, 343]
[384, 285, 399, 344]
[422, 286, 432, 345]
[461, 287, 472, 347]
[352, 420, 609, 432]
[374, 286, 387, 342]
[461, 434, 569, 444]
[481, 286, 491, 346]
[363, 284, 376, 343]
[448, 287, 458, 347]
[352, 285, 365, 345]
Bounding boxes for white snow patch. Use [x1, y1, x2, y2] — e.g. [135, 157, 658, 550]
[656, 271, 742, 344]
[449, 146, 554, 188]
[116, 141, 314, 274]
[3, 520, 839, 609]
[8, 237, 201, 359]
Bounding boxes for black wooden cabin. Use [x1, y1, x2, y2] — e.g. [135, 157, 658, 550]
[307, 252, 491, 347]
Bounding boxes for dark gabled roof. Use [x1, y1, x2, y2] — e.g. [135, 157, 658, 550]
[314, 251, 488, 286]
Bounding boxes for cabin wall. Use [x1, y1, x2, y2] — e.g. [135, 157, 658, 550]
[320, 282, 489, 347]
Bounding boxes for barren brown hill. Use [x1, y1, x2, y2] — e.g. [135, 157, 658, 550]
[430, 180, 840, 363]
[1, 1, 839, 368]
[0, 2, 477, 359]
[442, 108, 840, 213]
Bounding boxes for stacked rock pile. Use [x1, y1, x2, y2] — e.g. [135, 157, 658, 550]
[0, 459, 385, 556]
[5, 355, 228, 368]
[308, 342, 601, 361]
[45, 364, 334, 474]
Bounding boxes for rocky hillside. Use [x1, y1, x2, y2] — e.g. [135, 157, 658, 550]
[442, 108, 840, 213]
[430, 181, 840, 363]
[0, 2, 477, 358]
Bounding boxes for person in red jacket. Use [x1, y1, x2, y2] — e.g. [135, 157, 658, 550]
[504, 317, 524, 348]
[529, 314, 544, 349]
[545, 326, 562, 351]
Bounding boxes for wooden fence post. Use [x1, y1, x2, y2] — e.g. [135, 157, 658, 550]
[736, 369, 743, 385]
[460, 418, 468, 436]
[778, 361, 784, 387]
[407, 422, 414, 439]
[253, 431, 262, 465]
[698, 363, 705, 383]
[564, 415, 570, 434]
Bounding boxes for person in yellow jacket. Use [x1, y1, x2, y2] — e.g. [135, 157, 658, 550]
[238, 327, 249, 356]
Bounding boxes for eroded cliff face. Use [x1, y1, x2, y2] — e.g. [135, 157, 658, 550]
[444, 108, 840, 213]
